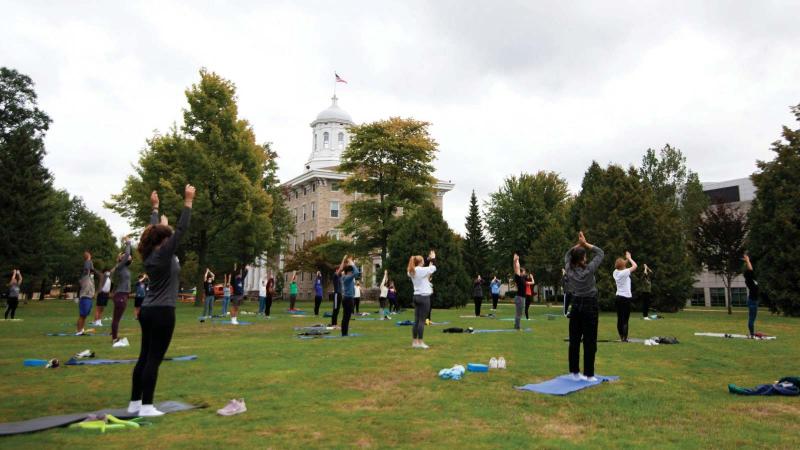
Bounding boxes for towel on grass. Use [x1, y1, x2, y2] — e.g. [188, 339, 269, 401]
[729, 377, 800, 396]
[516, 375, 619, 395]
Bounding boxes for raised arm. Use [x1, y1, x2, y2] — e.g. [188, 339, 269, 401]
[157, 185, 194, 257]
[427, 250, 436, 267]
[744, 254, 753, 272]
[381, 270, 388, 287]
[579, 231, 604, 273]
[513, 253, 520, 276]
[149, 191, 160, 225]
[626, 251, 638, 273]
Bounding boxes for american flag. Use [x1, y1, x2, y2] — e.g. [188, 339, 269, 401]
[335, 73, 347, 83]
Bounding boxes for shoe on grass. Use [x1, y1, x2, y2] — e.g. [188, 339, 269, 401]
[217, 399, 247, 416]
[138, 405, 165, 417]
[498, 357, 506, 369]
[489, 357, 498, 369]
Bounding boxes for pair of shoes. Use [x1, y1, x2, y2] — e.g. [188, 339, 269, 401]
[112, 337, 130, 347]
[217, 398, 247, 416]
[412, 342, 430, 349]
[575, 373, 598, 382]
[489, 357, 507, 369]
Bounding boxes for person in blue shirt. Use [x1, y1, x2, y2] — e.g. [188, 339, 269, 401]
[490, 275, 502, 310]
[338, 255, 360, 336]
[313, 271, 323, 316]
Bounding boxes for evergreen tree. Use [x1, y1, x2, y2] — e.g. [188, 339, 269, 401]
[386, 203, 470, 308]
[748, 104, 800, 316]
[463, 190, 489, 281]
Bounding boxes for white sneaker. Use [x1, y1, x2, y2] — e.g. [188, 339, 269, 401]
[127, 400, 141, 413]
[412, 343, 420, 348]
[138, 404, 165, 417]
[75, 330, 85, 336]
[498, 357, 507, 369]
[95, 320, 103, 327]
[231, 318, 239, 325]
[578, 373, 589, 381]
[586, 376, 598, 382]
[112, 337, 130, 348]
[569, 373, 582, 381]
[418, 343, 429, 349]
[489, 357, 498, 369]
[217, 398, 247, 416]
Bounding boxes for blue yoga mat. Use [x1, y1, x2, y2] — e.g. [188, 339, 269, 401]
[499, 318, 534, 321]
[515, 374, 619, 395]
[212, 320, 253, 325]
[472, 328, 532, 333]
[355, 317, 377, 321]
[287, 310, 308, 314]
[297, 333, 362, 340]
[65, 355, 198, 366]
[46, 332, 109, 337]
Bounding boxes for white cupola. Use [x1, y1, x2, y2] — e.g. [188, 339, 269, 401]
[305, 95, 354, 171]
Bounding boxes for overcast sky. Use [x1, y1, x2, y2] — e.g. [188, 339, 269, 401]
[3, 0, 799, 237]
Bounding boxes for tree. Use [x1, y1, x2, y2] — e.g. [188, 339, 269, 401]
[748, 104, 800, 316]
[108, 69, 284, 301]
[386, 203, 470, 309]
[528, 199, 574, 301]
[0, 67, 56, 279]
[484, 171, 570, 275]
[337, 117, 438, 265]
[462, 190, 489, 281]
[692, 204, 749, 314]
[573, 162, 694, 312]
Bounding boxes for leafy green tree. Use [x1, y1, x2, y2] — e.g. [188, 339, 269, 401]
[386, 203, 470, 308]
[284, 236, 362, 292]
[108, 70, 286, 301]
[484, 171, 570, 275]
[338, 117, 438, 264]
[0, 67, 56, 280]
[691, 203, 749, 314]
[573, 162, 693, 312]
[463, 190, 489, 281]
[748, 104, 800, 316]
[528, 199, 574, 301]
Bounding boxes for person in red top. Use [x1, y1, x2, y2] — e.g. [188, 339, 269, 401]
[524, 273, 535, 320]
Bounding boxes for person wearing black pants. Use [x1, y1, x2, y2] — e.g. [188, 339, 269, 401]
[743, 254, 759, 338]
[472, 275, 483, 316]
[330, 272, 342, 326]
[338, 256, 360, 336]
[313, 272, 323, 316]
[564, 231, 604, 381]
[129, 185, 193, 417]
[490, 276, 501, 310]
[408, 250, 437, 349]
[640, 264, 652, 318]
[5, 269, 21, 319]
[524, 273, 535, 320]
[265, 275, 274, 317]
[612, 251, 637, 342]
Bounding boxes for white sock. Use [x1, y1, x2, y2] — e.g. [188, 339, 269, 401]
[138, 404, 165, 416]
[127, 400, 142, 413]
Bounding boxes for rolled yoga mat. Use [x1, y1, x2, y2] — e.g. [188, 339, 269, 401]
[0, 401, 201, 436]
[516, 375, 619, 396]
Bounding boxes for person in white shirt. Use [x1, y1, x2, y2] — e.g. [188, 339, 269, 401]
[354, 281, 362, 314]
[378, 270, 390, 320]
[612, 251, 638, 342]
[258, 273, 268, 315]
[407, 250, 436, 349]
[94, 269, 112, 326]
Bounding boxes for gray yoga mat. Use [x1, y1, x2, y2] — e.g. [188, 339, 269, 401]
[0, 400, 200, 436]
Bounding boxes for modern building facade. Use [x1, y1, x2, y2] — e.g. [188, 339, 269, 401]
[689, 177, 755, 308]
[245, 96, 454, 297]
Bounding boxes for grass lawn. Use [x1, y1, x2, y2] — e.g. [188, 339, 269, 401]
[0, 299, 798, 449]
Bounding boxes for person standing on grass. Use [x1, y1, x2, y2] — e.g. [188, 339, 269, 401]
[338, 255, 360, 336]
[743, 254, 760, 338]
[387, 281, 398, 314]
[258, 272, 268, 315]
[5, 269, 21, 319]
[613, 251, 638, 342]
[330, 269, 342, 326]
[134, 274, 148, 320]
[265, 273, 275, 318]
[230, 264, 247, 325]
[94, 267, 112, 327]
[472, 274, 484, 317]
[512, 254, 528, 330]
[110, 237, 133, 343]
[564, 231, 604, 382]
[203, 268, 216, 319]
[378, 270, 390, 319]
[408, 250, 436, 349]
[313, 271, 323, 316]
[76, 251, 98, 335]
[490, 275, 501, 311]
[129, 185, 194, 417]
[524, 272, 535, 320]
[222, 277, 231, 317]
[640, 264, 653, 318]
[354, 280, 362, 314]
[288, 271, 298, 311]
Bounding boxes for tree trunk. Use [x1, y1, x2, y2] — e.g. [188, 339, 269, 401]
[38, 278, 48, 302]
[196, 230, 207, 307]
[726, 276, 732, 315]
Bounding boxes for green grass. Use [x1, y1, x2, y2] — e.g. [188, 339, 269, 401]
[0, 300, 798, 449]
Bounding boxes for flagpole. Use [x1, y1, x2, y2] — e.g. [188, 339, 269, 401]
[333, 72, 337, 98]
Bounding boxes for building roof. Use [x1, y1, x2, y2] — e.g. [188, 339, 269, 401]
[311, 96, 353, 126]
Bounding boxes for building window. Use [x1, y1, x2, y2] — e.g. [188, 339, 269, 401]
[312, 183, 316, 192]
[330, 201, 340, 218]
[731, 287, 748, 307]
[309, 231, 315, 241]
[311, 202, 316, 219]
[710, 288, 726, 307]
[294, 208, 298, 223]
[300, 232, 305, 248]
[301, 272, 305, 282]
[691, 288, 705, 307]
[328, 230, 340, 240]
[302, 205, 307, 222]
[303, 186, 307, 196]
[331, 182, 340, 192]
[338, 132, 344, 149]
[323, 132, 330, 149]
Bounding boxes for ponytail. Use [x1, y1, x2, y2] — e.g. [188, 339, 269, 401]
[407, 256, 417, 276]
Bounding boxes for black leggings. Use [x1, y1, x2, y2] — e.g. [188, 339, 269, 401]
[314, 295, 322, 315]
[491, 294, 499, 310]
[354, 297, 360, 313]
[640, 292, 651, 317]
[265, 295, 273, 316]
[331, 293, 340, 325]
[525, 295, 533, 319]
[473, 297, 482, 316]
[413, 295, 431, 339]
[131, 306, 175, 405]
[389, 296, 399, 312]
[568, 297, 598, 377]
[341, 296, 354, 336]
[615, 296, 631, 340]
[5, 298, 19, 319]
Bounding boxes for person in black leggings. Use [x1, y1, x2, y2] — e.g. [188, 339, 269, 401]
[5, 269, 21, 319]
[564, 231, 604, 381]
[472, 275, 483, 316]
[265, 275, 274, 317]
[524, 273, 535, 320]
[129, 185, 194, 417]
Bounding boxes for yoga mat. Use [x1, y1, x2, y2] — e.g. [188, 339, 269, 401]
[0, 401, 200, 436]
[355, 317, 377, 321]
[1, 318, 23, 321]
[212, 320, 253, 325]
[459, 315, 496, 319]
[515, 375, 619, 396]
[429, 321, 450, 326]
[297, 333, 362, 340]
[66, 355, 198, 366]
[286, 310, 308, 314]
[499, 318, 533, 321]
[46, 332, 109, 337]
[694, 332, 776, 340]
[472, 328, 532, 334]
